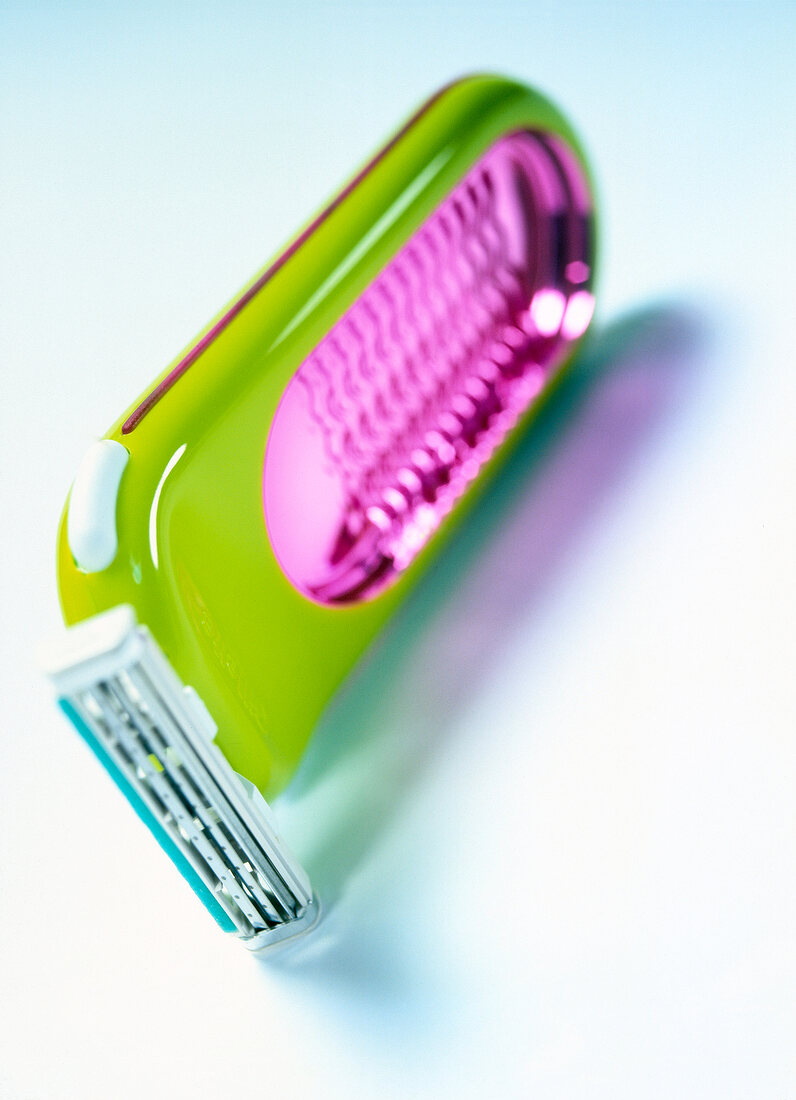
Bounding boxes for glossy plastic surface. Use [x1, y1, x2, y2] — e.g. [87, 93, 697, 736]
[264, 131, 593, 604]
[57, 75, 597, 798]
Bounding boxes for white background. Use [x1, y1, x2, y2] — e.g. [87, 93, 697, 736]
[1, 3, 794, 1097]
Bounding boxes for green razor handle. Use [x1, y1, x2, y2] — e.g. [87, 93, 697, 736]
[42, 74, 596, 948]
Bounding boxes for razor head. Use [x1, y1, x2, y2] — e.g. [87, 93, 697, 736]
[40, 606, 319, 948]
[264, 130, 593, 604]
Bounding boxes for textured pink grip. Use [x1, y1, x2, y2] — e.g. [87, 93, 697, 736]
[264, 131, 594, 604]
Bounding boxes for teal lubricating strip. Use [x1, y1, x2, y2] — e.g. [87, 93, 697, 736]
[59, 698, 236, 933]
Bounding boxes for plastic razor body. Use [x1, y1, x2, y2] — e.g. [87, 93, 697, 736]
[46, 75, 597, 947]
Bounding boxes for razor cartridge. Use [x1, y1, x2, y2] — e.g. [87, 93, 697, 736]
[43, 75, 596, 949]
[40, 606, 319, 945]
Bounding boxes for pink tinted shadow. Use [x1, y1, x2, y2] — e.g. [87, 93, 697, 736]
[264, 130, 594, 605]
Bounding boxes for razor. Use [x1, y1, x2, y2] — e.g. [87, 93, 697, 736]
[41, 75, 596, 950]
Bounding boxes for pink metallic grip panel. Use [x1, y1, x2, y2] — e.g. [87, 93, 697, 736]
[263, 131, 594, 605]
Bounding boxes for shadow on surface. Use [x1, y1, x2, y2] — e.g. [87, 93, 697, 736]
[262, 301, 707, 1009]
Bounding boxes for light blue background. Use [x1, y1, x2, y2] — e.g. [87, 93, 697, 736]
[1, 3, 794, 1098]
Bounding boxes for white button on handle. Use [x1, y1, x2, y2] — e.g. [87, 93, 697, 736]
[67, 440, 129, 572]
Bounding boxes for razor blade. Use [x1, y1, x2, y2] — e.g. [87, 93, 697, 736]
[40, 605, 319, 948]
[43, 75, 596, 949]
